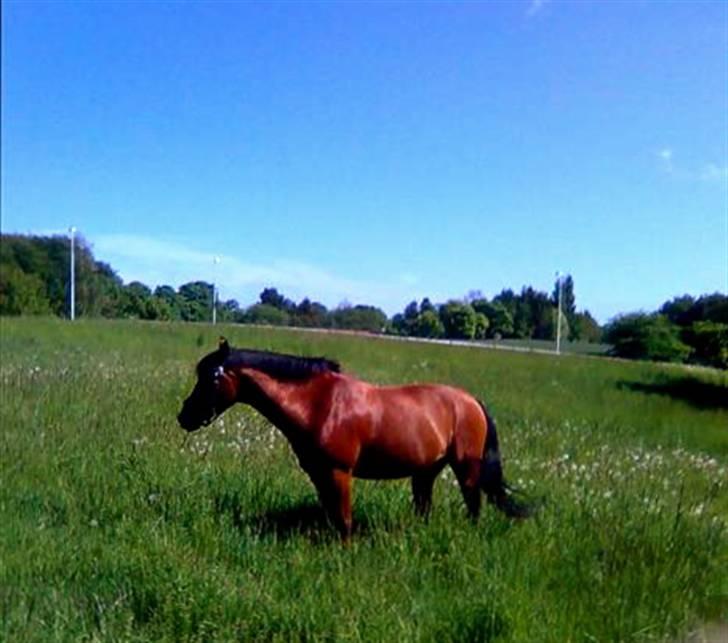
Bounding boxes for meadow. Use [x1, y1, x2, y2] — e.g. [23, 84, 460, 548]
[1, 317, 726, 642]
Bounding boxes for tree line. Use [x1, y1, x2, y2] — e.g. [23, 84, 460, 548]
[1, 233, 726, 367]
[603, 296, 728, 368]
[0, 234, 389, 331]
[0, 234, 594, 339]
[389, 276, 601, 343]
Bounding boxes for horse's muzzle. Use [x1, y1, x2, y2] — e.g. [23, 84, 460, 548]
[177, 408, 216, 432]
[177, 411, 200, 432]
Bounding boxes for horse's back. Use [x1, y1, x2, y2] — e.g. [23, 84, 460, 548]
[326, 377, 485, 479]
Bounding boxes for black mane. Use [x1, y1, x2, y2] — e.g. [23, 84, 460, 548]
[223, 348, 340, 380]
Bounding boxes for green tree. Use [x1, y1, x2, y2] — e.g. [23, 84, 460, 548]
[388, 313, 407, 336]
[217, 299, 243, 323]
[473, 312, 489, 339]
[259, 287, 295, 312]
[148, 296, 176, 321]
[572, 311, 602, 343]
[72, 238, 121, 317]
[0, 265, 52, 315]
[411, 310, 444, 338]
[472, 299, 515, 338]
[420, 298, 436, 315]
[493, 289, 517, 316]
[403, 301, 419, 322]
[87, 261, 124, 318]
[389, 299, 440, 337]
[244, 303, 290, 326]
[260, 287, 285, 308]
[682, 321, 728, 369]
[488, 303, 514, 338]
[0, 233, 129, 318]
[470, 298, 490, 316]
[690, 294, 728, 325]
[512, 300, 531, 338]
[512, 287, 553, 339]
[659, 295, 696, 326]
[604, 314, 691, 363]
[120, 282, 156, 319]
[2, 234, 70, 315]
[331, 305, 387, 333]
[294, 298, 329, 327]
[178, 281, 214, 322]
[439, 302, 478, 340]
[154, 285, 182, 320]
[659, 293, 728, 328]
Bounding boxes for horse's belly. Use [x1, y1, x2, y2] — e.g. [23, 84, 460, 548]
[352, 445, 446, 480]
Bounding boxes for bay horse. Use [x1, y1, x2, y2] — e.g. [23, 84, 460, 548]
[178, 338, 528, 540]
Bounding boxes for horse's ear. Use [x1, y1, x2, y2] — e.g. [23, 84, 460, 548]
[218, 337, 230, 358]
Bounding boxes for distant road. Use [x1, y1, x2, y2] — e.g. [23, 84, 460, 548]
[239, 323, 610, 358]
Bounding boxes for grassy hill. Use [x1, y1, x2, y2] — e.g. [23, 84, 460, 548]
[1, 317, 726, 641]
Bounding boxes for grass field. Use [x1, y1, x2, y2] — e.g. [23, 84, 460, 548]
[1, 317, 726, 642]
[474, 337, 611, 356]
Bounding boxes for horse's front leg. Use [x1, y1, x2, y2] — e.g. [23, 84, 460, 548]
[307, 466, 354, 541]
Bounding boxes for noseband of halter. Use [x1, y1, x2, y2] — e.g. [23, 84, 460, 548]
[200, 366, 227, 427]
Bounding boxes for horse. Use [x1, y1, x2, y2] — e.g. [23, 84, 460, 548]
[178, 338, 529, 540]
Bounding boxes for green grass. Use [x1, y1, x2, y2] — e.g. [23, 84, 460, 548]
[1, 317, 726, 641]
[474, 337, 611, 356]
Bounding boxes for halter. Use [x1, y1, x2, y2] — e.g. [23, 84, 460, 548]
[199, 366, 227, 427]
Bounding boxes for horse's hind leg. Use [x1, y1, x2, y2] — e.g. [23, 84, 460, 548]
[411, 461, 446, 518]
[451, 457, 482, 520]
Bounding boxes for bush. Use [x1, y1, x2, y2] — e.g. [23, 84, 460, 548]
[243, 303, 290, 326]
[474, 312, 489, 339]
[439, 302, 478, 340]
[604, 314, 691, 363]
[330, 305, 387, 333]
[572, 311, 603, 343]
[411, 310, 445, 338]
[683, 322, 728, 369]
[0, 265, 52, 315]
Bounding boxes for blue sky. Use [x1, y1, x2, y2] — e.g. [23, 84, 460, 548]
[2, 0, 726, 322]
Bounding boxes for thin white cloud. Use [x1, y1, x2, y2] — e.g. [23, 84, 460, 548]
[699, 163, 728, 183]
[657, 147, 675, 174]
[658, 148, 673, 162]
[92, 233, 427, 314]
[526, 0, 549, 18]
[655, 148, 727, 185]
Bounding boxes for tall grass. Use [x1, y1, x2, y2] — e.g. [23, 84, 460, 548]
[1, 317, 726, 641]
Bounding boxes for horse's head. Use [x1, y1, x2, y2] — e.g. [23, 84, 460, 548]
[178, 338, 238, 432]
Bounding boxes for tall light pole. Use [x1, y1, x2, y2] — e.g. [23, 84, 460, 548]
[212, 256, 220, 325]
[69, 226, 76, 320]
[555, 271, 563, 355]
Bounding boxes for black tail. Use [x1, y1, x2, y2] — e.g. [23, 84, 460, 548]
[478, 401, 533, 519]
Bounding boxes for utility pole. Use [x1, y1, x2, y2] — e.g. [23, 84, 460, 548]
[69, 226, 76, 320]
[555, 271, 563, 355]
[212, 256, 220, 324]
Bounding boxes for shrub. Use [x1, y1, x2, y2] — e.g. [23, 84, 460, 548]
[604, 314, 691, 363]
[243, 303, 290, 326]
[683, 321, 728, 369]
[439, 302, 478, 340]
[411, 310, 445, 338]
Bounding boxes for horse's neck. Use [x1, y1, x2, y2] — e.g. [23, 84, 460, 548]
[239, 369, 323, 436]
